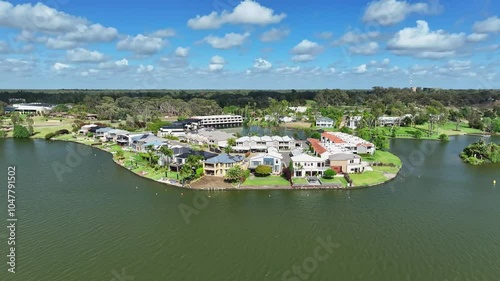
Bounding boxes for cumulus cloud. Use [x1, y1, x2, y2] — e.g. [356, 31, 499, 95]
[66, 48, 105, 62]
[99, 59, 129, 72]
[466, 33, 489, 42]
[52, 62, 71, 72]
[209, 55, 226, 72]
[387, 20, 466, 59]
[253, 58, 272, 71]
[473, 16, 500, 33]
[187, 0, 286, 29]
[363, 0, 440, 26]
[149, 28, 176, 38]
[117, 34, 165, 55]
[291, 39, 323, 62]
[174, 46, 190, 57]
[354, 64, 368, 73]
[0, 1, 118, 49]
[348, 42, 379, 55]
[260, 28, 290, 42]
[316, 31, 333, 40]
[203, 32, 250, 49]
[137, 65, 155, 73]
[0, 58, 35, 73]
[334, 30, 379, 45]
[0, 41, 12, 53]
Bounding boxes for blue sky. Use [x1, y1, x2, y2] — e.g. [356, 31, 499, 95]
[0, 0, 498, 89]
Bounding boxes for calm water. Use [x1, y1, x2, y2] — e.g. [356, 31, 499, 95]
[0, 136, 499, 281]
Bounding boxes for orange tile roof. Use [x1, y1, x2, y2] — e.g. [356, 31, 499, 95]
[321, 132, 346, 144]
[307, 138, 327, 155]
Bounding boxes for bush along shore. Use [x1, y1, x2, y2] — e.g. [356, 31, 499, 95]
[460, 138, 500, 165]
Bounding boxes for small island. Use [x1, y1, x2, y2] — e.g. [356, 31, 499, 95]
[460, 138, 500, 165]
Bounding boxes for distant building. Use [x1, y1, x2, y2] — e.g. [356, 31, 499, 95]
[158, 125, 185, 137]
[315, 116, 334, 128]
[233, 135, 296, 152]
[5, 103, 54, 114]
[289, 106, 308, 113]
[190, 115, 243, 128]
[346, 116, 362, 129]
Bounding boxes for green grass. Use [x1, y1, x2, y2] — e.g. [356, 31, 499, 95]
[349, 171, 388, 187]
[242, 175, 291, 187]
[372, 166, 400, 174]
[361, 151, 402, 166]
[292, 178, 308, 184]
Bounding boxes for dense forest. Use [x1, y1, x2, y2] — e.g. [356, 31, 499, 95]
[0, 88, 499, 109]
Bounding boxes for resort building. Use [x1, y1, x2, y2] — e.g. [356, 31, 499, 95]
[203, 154, 245, 177]
[291, 154, 328, 178]
[346, 116, 362, 129]
[158, 125, 185, 137]
[95, 127, 113, 140]
[328, 153, 363, 174]
[105, 129, 130, 142]
[315, 116, 334, 128]
[4, 103, 54, 114]
[133, 135, 169, 152]
[184, 130, 235, 148]
[78, 124, 98, 135]
[321, 132, 375, 155]
[190, 115, 243, 128]
[248, 147, 284, 175]
[233, 135, 296, 152]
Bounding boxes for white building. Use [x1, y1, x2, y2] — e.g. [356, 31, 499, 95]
[321, 132, 375, 155]
[158, 125, 185, 137]
[5, 103, 54, 114]
[184, 130, 235, 148]
[291, 154, 328, 178]
[289, 106, 308, 113]
[346, 116, 362, 129]
[190, 115, 243, 128]
[316, 116, 334, 128]
[78, 124, 98, 135]
[233, 135, 296, 152]
[248, 148, 284, 174]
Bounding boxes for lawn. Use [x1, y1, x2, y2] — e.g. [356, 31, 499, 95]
[361, 151, 402, 166]
[372, 166, 400, 174]
[319, 177, 348, 187]
[292, 178, 308, 184]
[242, 175, 291, 187]
[349, 171, 388, 187]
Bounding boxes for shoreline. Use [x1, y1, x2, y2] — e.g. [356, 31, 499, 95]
[7, 135, 402, 191]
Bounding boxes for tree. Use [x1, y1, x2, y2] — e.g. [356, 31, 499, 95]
[439, 134, 449, 141]
[13, 125, 30, 139]
[323, 169, 336, 179]
[227, 137, 236, 147]
[115, 150, 125, 159]
[159, 146, 173, 174]
[145, 145, 156, 167]
[225, 166, 246, 187]
[224, 144, 233, 154]
[186, 155, 203, 170]
[0, 100, 6, 115]
[413, 130, 423, 139]
[26, 116, 34, 135]
[10, 112, 20, 126]
[179, 164, 192, 186]
[310, 131, 321, 140]
[255, 165, 272, 177]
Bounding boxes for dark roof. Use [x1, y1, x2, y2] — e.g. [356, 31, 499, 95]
[205, 153, 244, 164]
[161, 125, 185, 130]
[176, 150, 218, 160]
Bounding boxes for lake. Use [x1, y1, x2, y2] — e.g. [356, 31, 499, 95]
[0, 136, 499, 281]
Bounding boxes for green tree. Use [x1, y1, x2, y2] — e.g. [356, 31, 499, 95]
[26, 116, 34, 135]
[0, 101, 6, 115]
[145, 145, 156, 167]
[224, 144, 233, 154]
[179, 164, 192, 186]
[310, 131, 321, 140]
[439, 134, 449, 141]
[323, 169, 336, 179]
[225, 166, 246, 186]
[159, 146, 174, 174]
[10, 112, 20, 126]
[255, 165, 272, 177]
[413, 130, 423, 139]
[13, 125, 30, 139]
[227, 137, 236, 147]
[115, 150, 125, 159]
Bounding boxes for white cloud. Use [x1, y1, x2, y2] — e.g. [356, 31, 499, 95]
[117, 34, 165, 55]
[99, 59, 129, 71]
[66, 48, 105, 62]
[276, 66, 300, 74]
[334, 30, 379, 45]
[137, 64, 154, 73]
[52, 62, 71, 72]
[62, 23, 118, 43]
[473, 16, 500, 33]
[174, 47, 190, 57]
[253, 58, 272, 70]
[466, 33, 489, 42]
[0, 58, 35, 73]
[46, 38, 78, 49]
[363, 0, 440, 26]
[203, 32, 250, 49]
[187, 0, 286, 29]
[387, 20, 466, 59]
[209, 55, 225, 72]
[0, 41, 11, 53]
[149, 28, 176, 38]
[348, 42, 379, 55]
[80, 68, 99, 77]
[291, 39, 323, 62]
[260, 28, 290, 42]
[382, 58, 390, 65]
[355, 64, 367, 73]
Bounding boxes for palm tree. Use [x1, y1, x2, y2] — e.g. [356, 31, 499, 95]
[145, 145, 155, 167]
[224, 144, 233, 155]
[179, 164, 192, 187]
[159, 146, 173, 176]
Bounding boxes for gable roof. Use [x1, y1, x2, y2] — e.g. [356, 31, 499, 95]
[291, 154, 324, 162]
[321, 132, 346, 143]
[307, 138, 327, 155]
[316, 116, 333, 122]
[205, 153, 244, 164]
[177, 150, 218, 160]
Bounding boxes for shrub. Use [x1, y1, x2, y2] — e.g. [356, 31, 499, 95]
[45, 132, 56, 140]
[195, 167, 204, 178]
[55, 129, 70, 135]
[413, 130, 423, 139]
[255, 165, 272, 177]
[115, 150, 124, 159]
[439, 134, 449, 141]
[323, 169, 336, 179]
[0, 130, 6, 138]
[87, 132, 94, 137]
[13, 125, 30, 139]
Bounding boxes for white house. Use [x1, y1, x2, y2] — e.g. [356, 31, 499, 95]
[289, 106, 308, 113]
[233, 135, 296, 152]
[248, 148, 284, 174]
[158, 125, 185, 137]
[291, 154, 328, 178]
[329, 153, 364, 174]
[346, 116, 362, 129]
[78, 124, 98, 135]
[316, 117, 334, 128]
